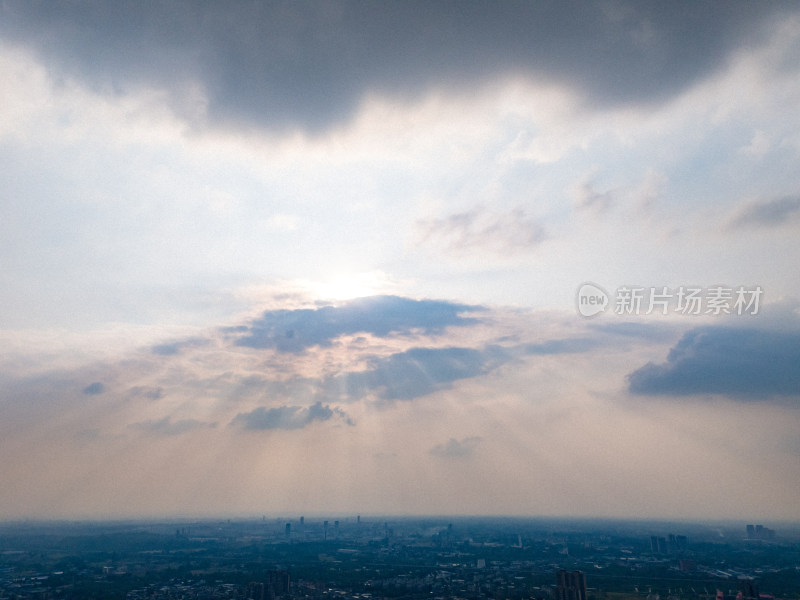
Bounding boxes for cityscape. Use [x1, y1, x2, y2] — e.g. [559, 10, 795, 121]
[1, 6, 799, 600]
[1, 517, 798, 600]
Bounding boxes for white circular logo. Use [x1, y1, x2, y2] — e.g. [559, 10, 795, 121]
[576, 282, 609, 317]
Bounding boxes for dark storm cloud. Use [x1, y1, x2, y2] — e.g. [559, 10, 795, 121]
[231, 401, 352, 431]
[416, 207, 546, 255]
[429, 436, 482, 458]
[728, 196, 800, 230]
[82, 382, 105, 395]
[232, 295, 483, 353]
[342, 346, 507, 401]
[628, 327, 800, 398]
[0, 1, 789, 133]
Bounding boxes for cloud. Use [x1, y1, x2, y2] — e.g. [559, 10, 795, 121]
[151, 338, 209, 356]
[628, 327, 800, 398]
[151, 343, 182, 356]
[0, 2, 789, 134]
[524, 338, 598, 355]
[263, 214, 300, 232]
[232, 295, 483, 353]
[589, 321, 676, 341]
[82, 382, 105, 395]
[739, 129, 771, 157]
[342, 346, 507, 401]
[416, 207, 546, 255]
[127, 386, 164, 401]
[231, 402, 352, 431]
[574, 175, 616, 214]
[634, 168, 668, 213]
[429, 436, 482, 458]
[128, 417, 215, 436]
[728, 195, 800, 229]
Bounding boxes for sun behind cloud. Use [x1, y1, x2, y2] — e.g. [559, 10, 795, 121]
[310, 271, 394, 302]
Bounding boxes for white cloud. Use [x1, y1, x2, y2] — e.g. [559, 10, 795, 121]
[429, 436, 482, 458]
[263, 213, 300, 231]
[1, 5, 800, 521]
[415, 206, 546, 256]
[740, 129, 771, 157]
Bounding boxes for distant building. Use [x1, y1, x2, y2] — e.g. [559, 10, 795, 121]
[267, 570, 290, 596]
[248, 582, 265, 600]
[650, 536, 667, 554]
[738, 579, 759, 600]
[557, 570, 587, 600]
[746, 524, 776, 540]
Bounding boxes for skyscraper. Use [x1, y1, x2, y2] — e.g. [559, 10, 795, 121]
[739, 579, 759, 600]
[557, 570, 587, 600]
[248, 582, 265, 600]
[267, 570, 290, 597]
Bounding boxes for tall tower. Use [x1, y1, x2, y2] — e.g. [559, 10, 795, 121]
[557, 570, 587, 600]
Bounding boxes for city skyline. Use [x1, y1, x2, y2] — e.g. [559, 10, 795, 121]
[0, 2, 799, 521]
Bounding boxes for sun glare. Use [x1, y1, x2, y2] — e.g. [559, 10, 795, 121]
[311, 271, 390, 301]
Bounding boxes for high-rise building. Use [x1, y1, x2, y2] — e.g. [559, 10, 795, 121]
[650, 536, 668, 554]
[747, 524, 776, 540]
[557, 570, 587, 600]
[267, 569, 290, 596]
[248, 582, 265, 600]
[739, 579, 759, 600]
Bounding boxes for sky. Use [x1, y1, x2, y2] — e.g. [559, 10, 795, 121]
[1, 1, 800, 522]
